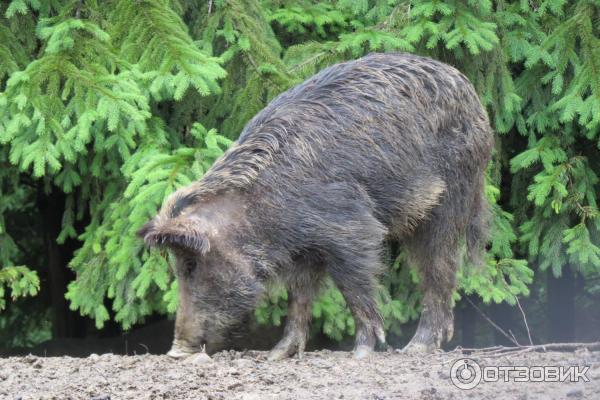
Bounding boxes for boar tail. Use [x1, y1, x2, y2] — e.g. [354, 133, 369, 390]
[465, 176, 490, 268]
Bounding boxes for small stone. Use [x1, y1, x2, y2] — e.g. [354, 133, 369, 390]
[437, 370, 450, 379]
[313, 360, 334, 369]
[227, 382, 243, 390]
[566, 388, 583, 398]
[185, 352, 213, 365]
[165, 371, 181, 380]
[88, 353, 100, 362]
[90, 395, 111, 400]
[238, 394, 262, 400]
[232, 359, 254, 369]
[22, 355, 36, 364]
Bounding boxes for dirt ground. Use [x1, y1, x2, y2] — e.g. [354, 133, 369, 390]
[0, 348, 598, 400]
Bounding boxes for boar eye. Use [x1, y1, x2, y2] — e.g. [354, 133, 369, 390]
[182, 258, 197, 276]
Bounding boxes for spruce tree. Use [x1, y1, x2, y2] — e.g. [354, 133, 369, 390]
[1, 0, 599, 345]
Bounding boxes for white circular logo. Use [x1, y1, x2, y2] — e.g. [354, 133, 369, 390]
[450, 358, 482, 390]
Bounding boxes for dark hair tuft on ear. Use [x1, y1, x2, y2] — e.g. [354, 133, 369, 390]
[137, 221, 155, 239]
[137, 218, 210, 255]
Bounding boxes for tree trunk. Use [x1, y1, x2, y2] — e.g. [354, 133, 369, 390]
[38, 187, 88, 339]
[458, 299, 476, 347]
[547, 267, 575, 343]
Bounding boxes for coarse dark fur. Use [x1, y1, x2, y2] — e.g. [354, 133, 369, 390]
[139, 52, 494, 359]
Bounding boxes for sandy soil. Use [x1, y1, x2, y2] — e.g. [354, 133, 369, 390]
[0, 348, 598, 400]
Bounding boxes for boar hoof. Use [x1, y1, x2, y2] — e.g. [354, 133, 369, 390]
[268, 334, 306, 361]
[268, 348, 290, 361]
[167, 347, 195, 359]
[267, 344, 303, 361]
[399, 315, 453, 354]
[399, 328, 444, 354]
[353, 345, 373, 359]
[398, 341, 436, 354]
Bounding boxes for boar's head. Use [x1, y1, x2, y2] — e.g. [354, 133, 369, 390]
[138, 197, 262, 357]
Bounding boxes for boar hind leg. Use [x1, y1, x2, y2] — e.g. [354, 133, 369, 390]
[268, 270, 323, 361]
[401, 212, 461, 353]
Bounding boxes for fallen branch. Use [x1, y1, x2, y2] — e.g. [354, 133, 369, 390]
[448, 341, 600, 357]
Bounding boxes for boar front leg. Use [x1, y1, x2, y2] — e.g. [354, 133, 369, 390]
[330, 268, 386, 359]
[268, 270, 323, 361]
[324, 204, 387, 358]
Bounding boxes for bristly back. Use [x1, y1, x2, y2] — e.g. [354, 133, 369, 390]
[157, 52, 482, 221]
[161, 129, 283, 219]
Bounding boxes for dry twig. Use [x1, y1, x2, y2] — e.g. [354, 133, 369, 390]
[465, 296, 520, 346]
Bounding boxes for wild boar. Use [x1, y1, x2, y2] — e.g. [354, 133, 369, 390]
[139, 52, 493, 359]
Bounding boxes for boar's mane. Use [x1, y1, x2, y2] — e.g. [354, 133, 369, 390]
[164, 131, 281, 219]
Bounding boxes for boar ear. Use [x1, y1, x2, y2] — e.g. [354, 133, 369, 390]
[137, 220, 155, 240]
[137, 218, 210, 255]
